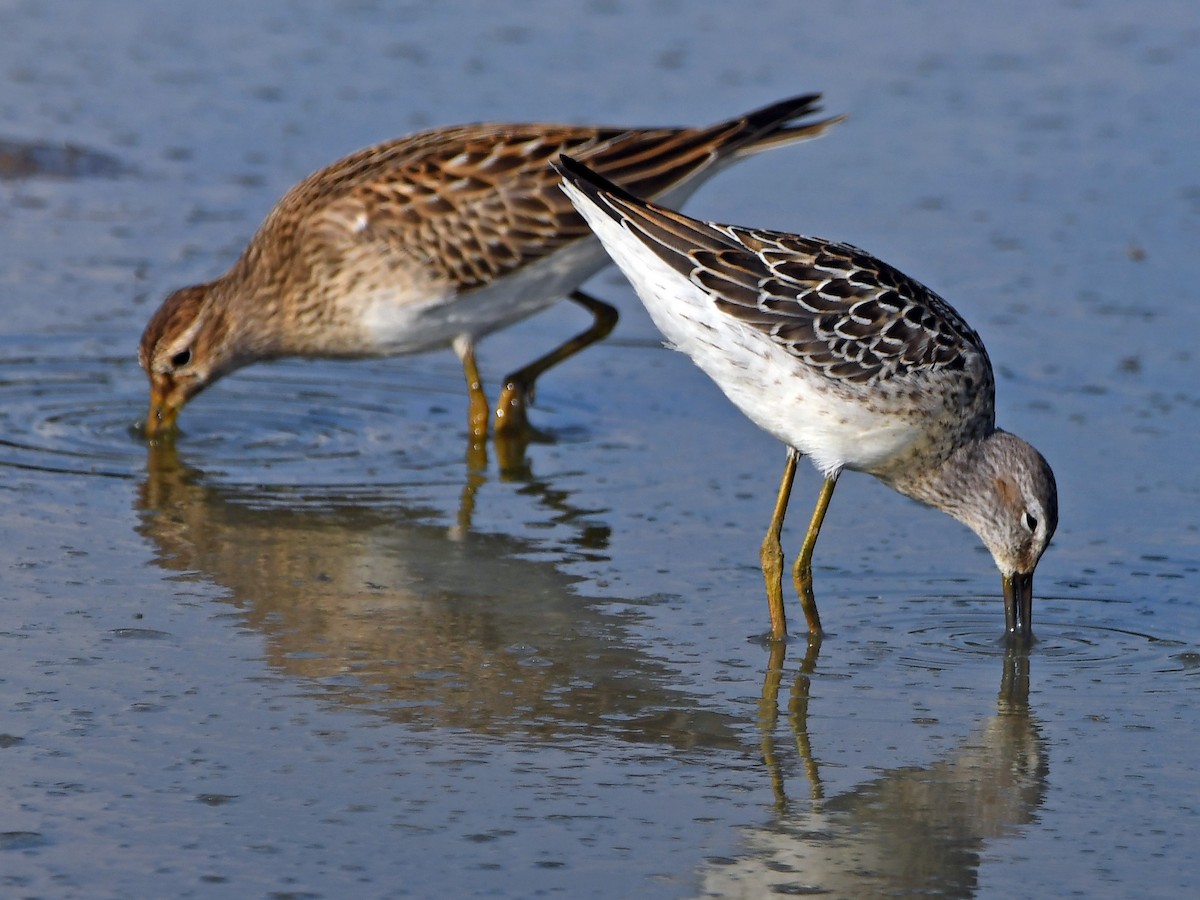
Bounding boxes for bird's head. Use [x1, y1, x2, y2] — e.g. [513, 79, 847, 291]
[138, 283, 236, 438]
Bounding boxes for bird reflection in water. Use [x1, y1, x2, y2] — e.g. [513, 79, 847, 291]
[707, 641, 1047, 897]
[136, 442, 739, 750]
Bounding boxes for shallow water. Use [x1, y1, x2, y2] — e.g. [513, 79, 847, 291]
[3, 1, 1199, 897]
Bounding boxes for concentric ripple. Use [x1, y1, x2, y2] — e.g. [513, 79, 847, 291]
[0, 331, 472, 487]
[0, 333, 144, 479]
[897, 593, 1190, 675]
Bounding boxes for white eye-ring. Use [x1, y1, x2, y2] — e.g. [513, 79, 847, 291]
[1022, 511, 1038, 532]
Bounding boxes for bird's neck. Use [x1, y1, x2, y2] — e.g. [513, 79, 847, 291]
[204, 261, 295, 362]
[888, 431, 1003, 527]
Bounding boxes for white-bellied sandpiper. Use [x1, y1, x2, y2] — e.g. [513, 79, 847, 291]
[555, 155, 1057, 641]
[139, 95, 843, 446]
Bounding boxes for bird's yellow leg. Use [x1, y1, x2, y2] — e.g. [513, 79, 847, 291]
[791, 472, 839, 635]
[453, 336, 490, 442]
[760, 448, 799, 641]
[494, 290, 619, 436]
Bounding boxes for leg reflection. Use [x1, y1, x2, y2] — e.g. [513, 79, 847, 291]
[733, 641, 1048, 897]
[758, 634, 824, 812]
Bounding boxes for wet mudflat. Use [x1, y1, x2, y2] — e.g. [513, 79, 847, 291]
[2, 1, 1198, 897]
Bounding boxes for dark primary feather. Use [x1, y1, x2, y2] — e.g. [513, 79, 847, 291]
[555, 154, 989, 387]
[693, 226, 987, 383]
[261, 94, 837, 293]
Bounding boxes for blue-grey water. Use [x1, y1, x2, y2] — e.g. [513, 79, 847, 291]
[2, 1, 1198, 897]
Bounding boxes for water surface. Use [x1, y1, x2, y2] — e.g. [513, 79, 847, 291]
[2, 1, 1199, 897]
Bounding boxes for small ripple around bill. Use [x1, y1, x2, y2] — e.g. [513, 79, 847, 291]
[898, 593, 1189, 675]
[0, 332, 470, 485]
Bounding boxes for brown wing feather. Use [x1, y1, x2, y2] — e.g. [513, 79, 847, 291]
[692, 227, 989, 384]
[277, 95, 836, 292]
[557, 156, 990, 387]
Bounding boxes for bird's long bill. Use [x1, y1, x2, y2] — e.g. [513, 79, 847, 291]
[143, 381, 181, 439]
[1002, 571, 1034, 641]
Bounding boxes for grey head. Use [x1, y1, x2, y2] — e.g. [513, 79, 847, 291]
[925, 430, 1057, 640]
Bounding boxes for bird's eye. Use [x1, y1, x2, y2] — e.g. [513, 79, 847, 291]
[170, 348, 193, 368]
[1023, 511, 1038, 532]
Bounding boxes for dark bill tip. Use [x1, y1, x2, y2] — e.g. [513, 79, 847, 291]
[1003, 571, 1034, 642]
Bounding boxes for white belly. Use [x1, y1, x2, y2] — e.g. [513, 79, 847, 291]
[587, 212, 924, 476]
[354, 236, 611, 355]
[353, 173, 721, 356]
